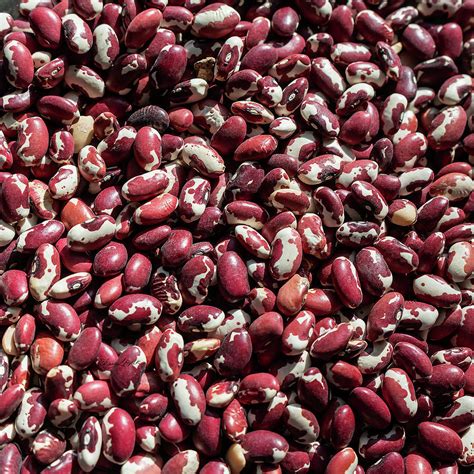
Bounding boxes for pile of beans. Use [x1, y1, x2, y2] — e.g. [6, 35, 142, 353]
[0, 0, 472, 472]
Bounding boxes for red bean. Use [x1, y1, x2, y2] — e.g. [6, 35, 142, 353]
[101, 407, 135, 464]
[162, 450, 199, 474]
[125, 9, 162, 50]
[214, 328, 252, 377]
[67, 327, 101, 371]
[331, 257, 363, 309]
[325, 447, 358, 474]
[349, 386, 391, 430]
[239, 429, 288, 463]
[418, 422, 463, 462]
[217, 251, 250, 302]
[108, 294, 162, 326]
[382, 368, 418, 423]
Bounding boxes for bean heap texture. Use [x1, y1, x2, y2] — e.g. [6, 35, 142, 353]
[0, 0, 473, 473]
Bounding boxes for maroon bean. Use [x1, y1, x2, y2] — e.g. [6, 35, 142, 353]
[366, 452, 404, 474]
[336, 221, 380, 248]
[436, 394, 474, 433]
[222, 399, 247, 442]
[154, 328, 183, 383]
[15, 388, 48, 437]
[310, 322, 353, 360]
[29, 7, 61, 49]
[240, 44, 278, 74]
[248, 395, 286, 436]
[275, 77, 308, 116]
[234, 135, 278, 162]
[162, 450, 199, 474]
[272, 7, 299, 37]
[393, 342, 433, 380]
[238, 430, 289, 464]
[311, 58, 346, 100]
[0, 443, 22, 472]
[1, 173, 29, 223]
[418, 422, 463, 462]
[359, 425, 406, 462]
[382, 368, 418, 423]
[123, 253, 152, 293]
[109, 294, 162, 326]
[355, 10, 393, 44]
[269, 227, 302, 281]
[346, 61, 385, 89]
[428, 106, 468, 151]
[122, 170, 169, 203]
[355, 247, 393, 296]
[424, 363, 465, 397]
[67, 215, 115, 252]
[214, 328, 252, 377]
[402, 25, 436, 60]
[179, 305, 225, 334]
[211, 116, 246, 156]
[349, 387, 391, 429]
[438, 23, 463, 59]
[325, 447, 358, 474]
[413, 274, 461, 308]
[297, 213, 327, 258]
[327, 6, 353, 43]
[101, 407, 135, 464]
[367, 292, 404, 342]
[151, 266, 182, 315]
[132, 193, 178, 225]
[151, 45, 187, 90]
[295, 0, 331, 26]
[172, 411, 207, 454]
[331, 257, 363, 309]
[376, 236, 419, 274]
[3, 40, 34, 90]
[32, 428, 66, 465]
[404, 453, 432, 474]
[217, 251, 249, 302]
[170, 374, 205, 426]
[328, 403, 356, 449]
[245, 17, 269, 49]
[192, 3, 239, 38]
[326, 360, 363, 391]
[238, 373, 280, 405]
[161, 230, 192, 267]
[0, 269, 28, 306]
[93, 241, 128, 277]
[133, 225, 171, 250]
[111, 345, 146, 396]
[16, 117, 49, 167]
[67, 327, 101, 371]
[248, 311, 283, 353]
[283, 403, 320, 444]
[35, 300, 80, 342]
[125, 8, 162, 49]
[214, 38, 242, 81]
[77, 416, 101, 472]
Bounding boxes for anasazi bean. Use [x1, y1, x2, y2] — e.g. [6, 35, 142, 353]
[0, 0, 472, 472]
